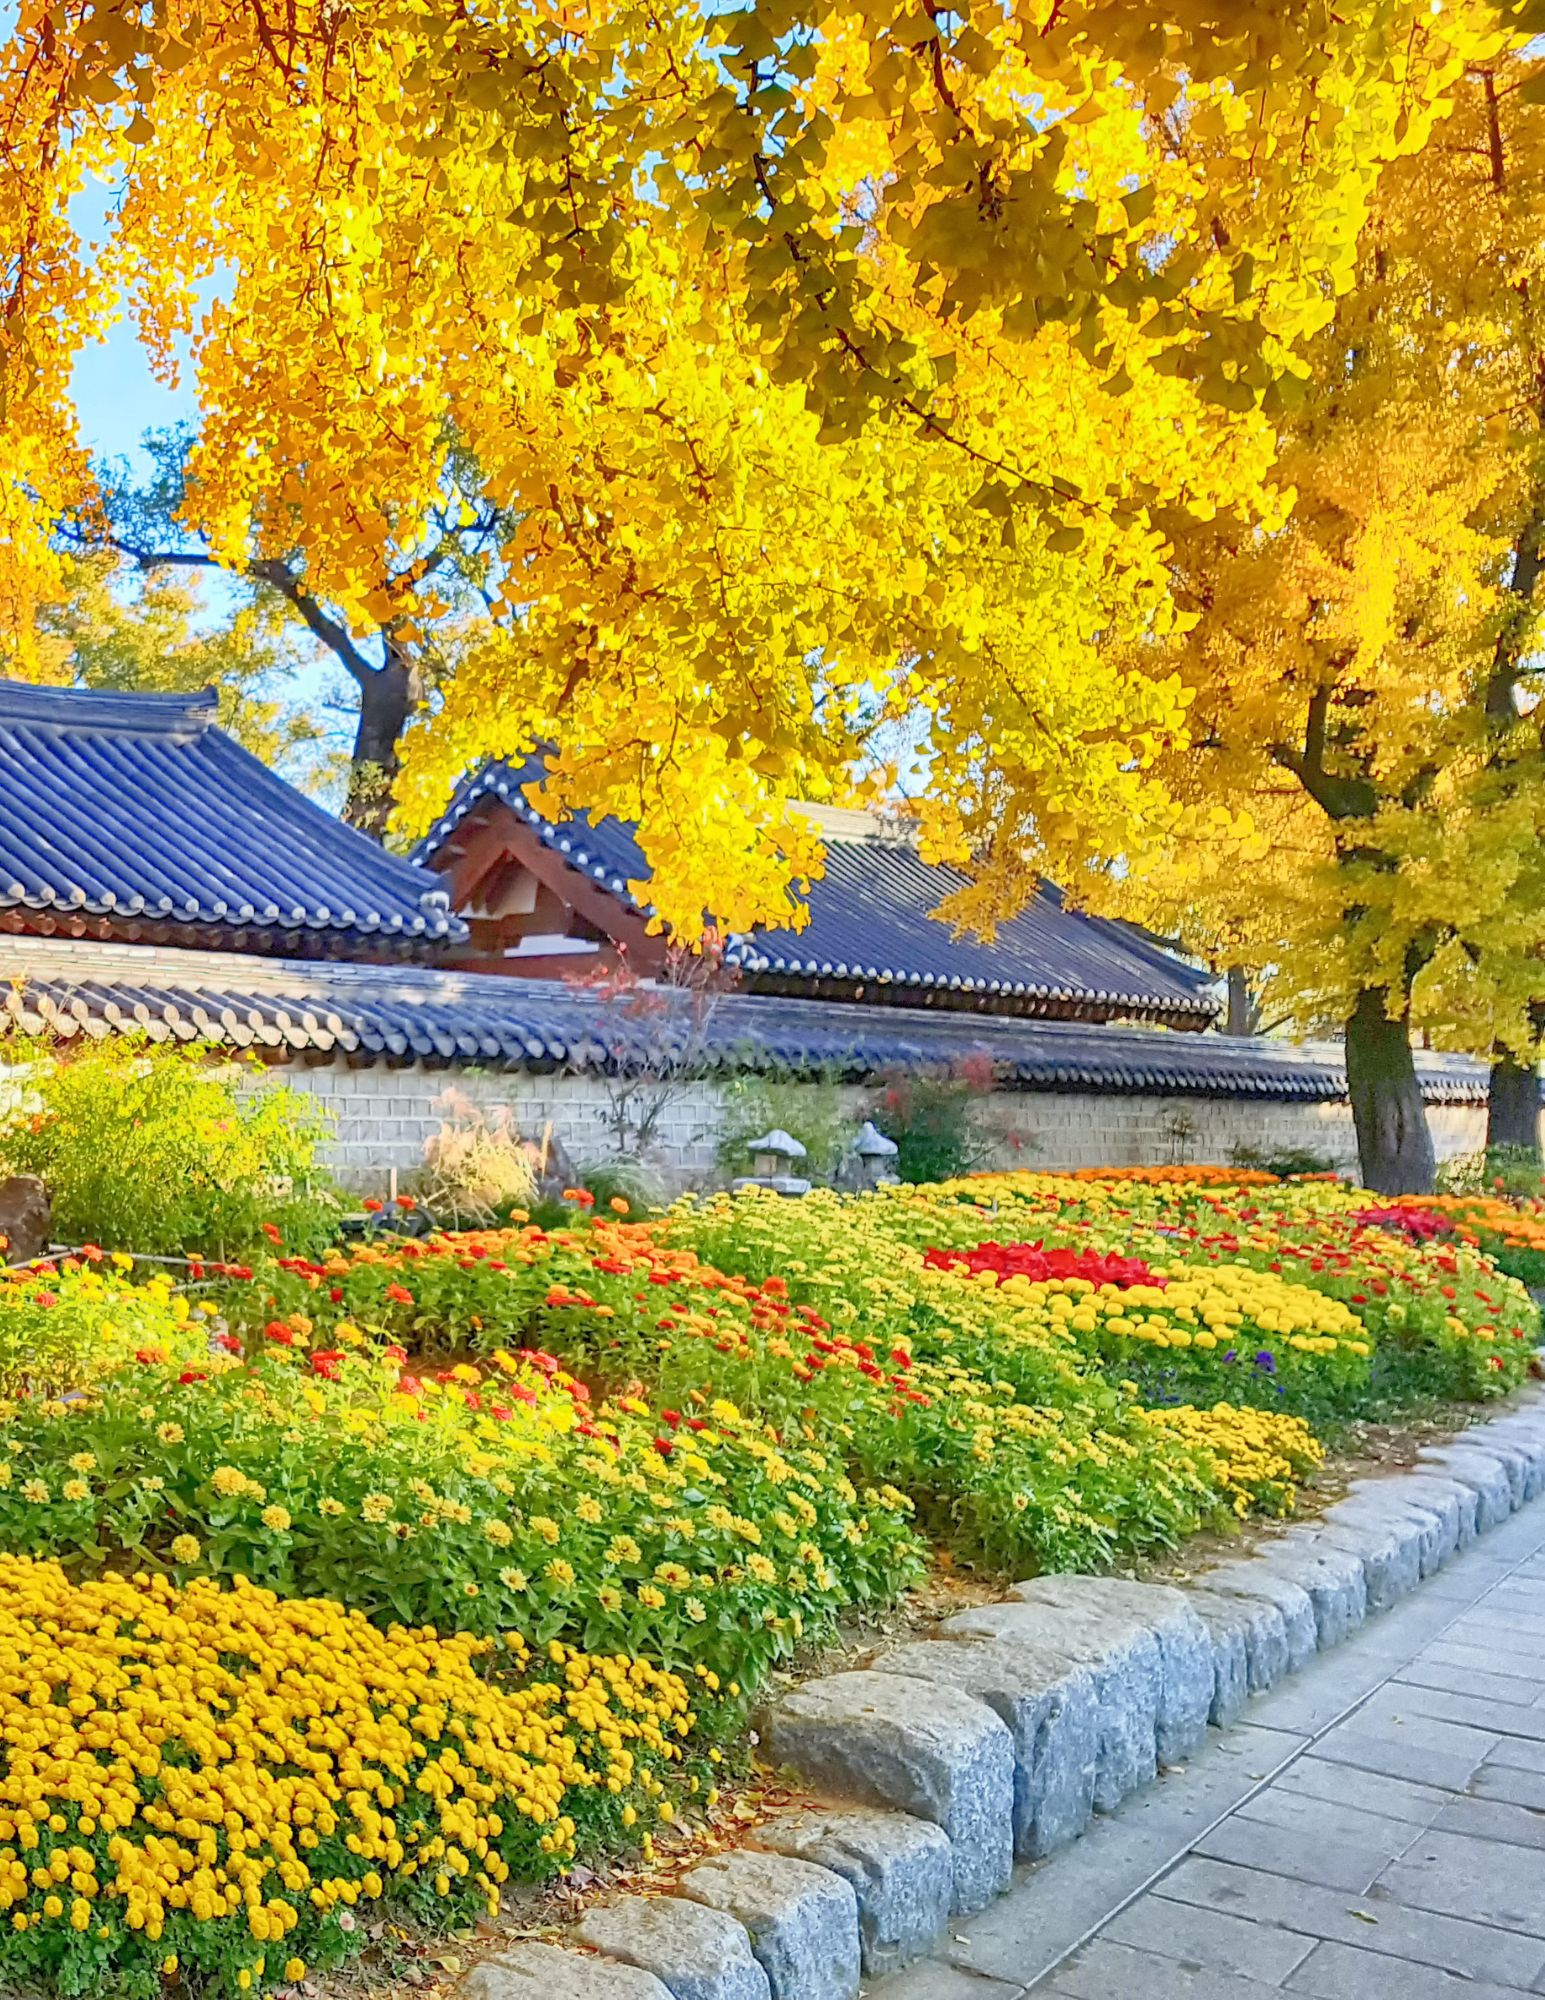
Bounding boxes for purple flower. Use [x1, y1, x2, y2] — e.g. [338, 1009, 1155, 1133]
[1222, 1349, 1238, 1364]
[1254, 1350, 1276, 1375]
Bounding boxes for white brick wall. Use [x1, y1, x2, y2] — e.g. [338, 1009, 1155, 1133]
[288, 1061, 1489, 1194]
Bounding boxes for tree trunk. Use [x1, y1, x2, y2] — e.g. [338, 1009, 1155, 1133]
[345, 652, 418, 840]
[1487, 1045, 1542, 1158]
[1225, 965, 1256, 1037]
[1344, 985, 1436, 1194]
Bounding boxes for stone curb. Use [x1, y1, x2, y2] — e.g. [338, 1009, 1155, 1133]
[464, 1391, 1545, 2000]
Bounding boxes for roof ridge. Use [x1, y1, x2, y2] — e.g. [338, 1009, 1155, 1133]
[0, 679, 219, 738]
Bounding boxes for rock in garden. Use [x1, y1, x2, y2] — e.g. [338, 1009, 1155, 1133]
[1325, 1484, 1454, 1579]
[1419, 1445, 1514, 1530]
[577, 1896, 771, 2000]
[1396, 1472, 1480, 1552]
[1198, 1561, 1319, 1673]
[1172, 1591, 1250, 1724]
[753, 1806, 951, 1977]
[1251, 1535, 1368, 1648]
[940, 1601, 1160, 1812]
[1300, 1513, 1422, 1615]
[0, 1176, 49, 1265]
[678, 1850, 861, 2000]
[871, 1636, 1101, 1858]
[759, 1671, 1013, 1913]
[1006, 1575, 1214, 1765]
[462, 1939, 673, 2000]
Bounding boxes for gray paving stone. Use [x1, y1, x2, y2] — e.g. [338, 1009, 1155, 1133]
[1251, 1536, 1369, 1648]
[1104, 1890, 1317, 1983]
[1429, 1791, 1545, 1851]
[1004, 1576, 1214, 1766]
[1374, 1826, 1545, 1935]
[1194, 1809, 1398, 1893]
[760, 1671, 1013, 1914]
[1397, 1657, 1541, 1707]
[1371, 1678, 1545, 1740]
[1471, 1759, 1545, 1809]
[1284, 1938, 1535, 2000]
[1483, 1733, 1545, 1773]
[1160, 1856, 1545, 1988]
[1314, 1703, 1499, 1790]
[862, 1964, 1020, 2000]
[871, 1637, 1100, 1858]
[1424, 1636, 1545, 1685]
[1041, 1936, 1288, 1999]
[752, 1807, 950, 1977]
[1419, 1447, 1515, 1528]
[577, 1897, 771, 2000]
[1199, 1562, 1319, 1672]
[941, 1601, 1158, 1812]
[1272, 1755, 1450, 1827]
[1302, 1514, 1423, 1615]
[463, 1941, 673, 2000]
[1185, 1584, 1294, 1702]
[1454, 1436, 1532, 1506]
[678, 1851, 861, 2000]
[1233, 1782, 1426, 1857]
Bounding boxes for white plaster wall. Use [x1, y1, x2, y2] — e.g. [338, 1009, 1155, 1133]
[287, 1061, 1488, 1193]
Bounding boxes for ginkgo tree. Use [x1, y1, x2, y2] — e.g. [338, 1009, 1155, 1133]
[1094, 53, 1545, 1192]
[0, 0, 1527, 933]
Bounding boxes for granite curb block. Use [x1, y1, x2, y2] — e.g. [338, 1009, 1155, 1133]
[464, 1394, 1545, 1999]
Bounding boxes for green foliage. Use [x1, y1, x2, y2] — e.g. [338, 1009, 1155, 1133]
[573, 1155, 670, 1215]
[867, 1056, 996, 1183]
[0, 1038, 338, 1258]
[1437, 1146, 1545, 1199]
[715, 1065, 850, 1183]
[1230, 1143, 1340, 1178]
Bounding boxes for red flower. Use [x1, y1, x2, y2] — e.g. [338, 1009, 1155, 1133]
[661, 1409, 681, 1427]
[653, 1437, 674, 1456]
[178, 1370, 207, 1386]
[362, 1198, 384, 1214]
[329, 1286, 344, 1303]
[214, 1333, 242, 1356]
[385, 1283, 414, 1305]
[890, 1349, 912, 1368]
[310, 1350, 343, 1381]
[134, 1347, 167, 1366]
[382, 1344, 407, 1364]
[259, 1223, 282, 1246]
[264, 1321, 295, 1347]
[395, 1195, 417, 1212]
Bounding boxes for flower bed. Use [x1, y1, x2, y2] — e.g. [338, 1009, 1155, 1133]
[0, 1168, 1536, 1997]
[0, 1557, 695, 2000]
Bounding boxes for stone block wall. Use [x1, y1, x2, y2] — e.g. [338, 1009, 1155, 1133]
[287, 1060, 1489, 1194]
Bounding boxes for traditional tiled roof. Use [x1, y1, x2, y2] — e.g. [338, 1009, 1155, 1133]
[415, 763, 1217, 1027]
[0, 681, 463, 956]
[0, 938, 1492, 1103]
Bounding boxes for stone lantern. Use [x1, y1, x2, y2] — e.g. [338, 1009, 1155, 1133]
[851, 1120, 900, 1188]
[732, 1129, 811, 1197]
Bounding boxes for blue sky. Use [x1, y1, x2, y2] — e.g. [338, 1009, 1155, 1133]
[70, 180, 197, 475]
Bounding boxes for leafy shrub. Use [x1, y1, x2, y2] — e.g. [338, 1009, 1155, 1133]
[1437, 1146, 1545, 1199]
[0, 1038, 337, 1258]
[0, 1251, 201, 1396]
[867, 1054, 997, 1183]
[715, 1067, 850, 1183]
[1230, 1143, 1341, 1178]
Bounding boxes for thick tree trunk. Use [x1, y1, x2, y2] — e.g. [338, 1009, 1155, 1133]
[344, 653, 418, 839]
[1225, 965, 1256, 1037]
[1487, 1045, 1542, 1157]
[1344, 985, 1436, 1194]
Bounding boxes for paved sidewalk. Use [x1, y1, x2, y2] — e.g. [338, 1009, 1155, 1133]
[865, 1496, 1545, 2000]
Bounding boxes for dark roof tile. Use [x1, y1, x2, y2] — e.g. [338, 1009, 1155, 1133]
[415, 761, 1215, 1024]
[0, 681, 463, 952]
[0, 939, 1495, 1105]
